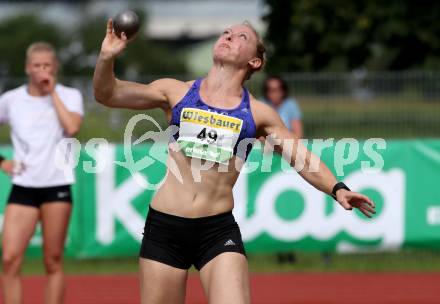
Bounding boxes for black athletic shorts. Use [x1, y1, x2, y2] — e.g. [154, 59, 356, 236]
[139, 206, 246, 270]
[8, 184, 72, 208]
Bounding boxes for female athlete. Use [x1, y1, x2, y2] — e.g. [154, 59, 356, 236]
[0, 42, 83, 304]
[93, 20, 375, 304]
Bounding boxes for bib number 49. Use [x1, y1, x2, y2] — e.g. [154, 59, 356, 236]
[197, 128, 218, 144]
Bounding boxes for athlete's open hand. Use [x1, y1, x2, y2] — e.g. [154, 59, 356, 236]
[336, 189, 376, 218]
[99, 19, 129, 61]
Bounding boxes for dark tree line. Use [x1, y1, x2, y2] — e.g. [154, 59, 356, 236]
[0, 12, 187, 79]
[263, 0, 440, 72]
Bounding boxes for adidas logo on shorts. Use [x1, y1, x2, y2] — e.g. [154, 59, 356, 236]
[224, 239, 236, 246]
[57, 192, 69, 198]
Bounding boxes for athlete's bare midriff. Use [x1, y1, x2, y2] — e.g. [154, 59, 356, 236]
[147, 79, 252, 218]
[150, 147, 243, 218]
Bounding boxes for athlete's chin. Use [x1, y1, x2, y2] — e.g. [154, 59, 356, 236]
[213, 49, 228, 59]
[213, 52, 237, 66]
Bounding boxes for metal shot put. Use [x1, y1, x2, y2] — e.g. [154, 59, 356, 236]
[113, 10, 140, 39]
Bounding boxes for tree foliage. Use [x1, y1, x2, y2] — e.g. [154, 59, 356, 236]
[0, 15, 64, 77]
[65, 11, 187, 77]
[0, 12, 187, 79]
[263, 0, 440, 72]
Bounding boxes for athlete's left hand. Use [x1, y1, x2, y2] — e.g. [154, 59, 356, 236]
[335, 189, 376, 218]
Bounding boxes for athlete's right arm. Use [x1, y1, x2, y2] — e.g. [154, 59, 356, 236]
[93, 19, 181, 110]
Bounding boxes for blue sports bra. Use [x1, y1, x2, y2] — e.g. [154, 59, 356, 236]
[170, 78, 257, 161]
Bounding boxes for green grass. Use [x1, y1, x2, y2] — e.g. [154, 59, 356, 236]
[248, 250, 440, 272]
[20, 249, 440, 275]
[298, 97, 440, 138]
[21, 257, 140, 275]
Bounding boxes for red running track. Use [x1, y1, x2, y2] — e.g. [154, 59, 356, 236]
[2, 273, 440, 303]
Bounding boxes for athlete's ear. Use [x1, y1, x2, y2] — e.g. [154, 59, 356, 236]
[248, 57, 262, 71]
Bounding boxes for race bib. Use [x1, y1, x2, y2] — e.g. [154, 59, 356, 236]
[177, 108, 243, 164]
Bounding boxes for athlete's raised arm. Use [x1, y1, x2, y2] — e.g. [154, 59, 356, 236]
[252, 99, 376, 218]
[93, 19, 185, 110]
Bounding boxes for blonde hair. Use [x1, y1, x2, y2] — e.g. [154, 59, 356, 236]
[242, 21, 266, 79]
[26, 42, 57, 63]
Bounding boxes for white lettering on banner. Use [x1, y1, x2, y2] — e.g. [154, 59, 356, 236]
[336, 170, 404, 251]
[427, 206, 440, 225]
[233, 169, 405, 251]
[96, 144, 145, 245]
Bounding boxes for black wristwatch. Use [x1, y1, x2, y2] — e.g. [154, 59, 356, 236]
[0, 154, 5, 166]
[331, 182, 350, 200]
